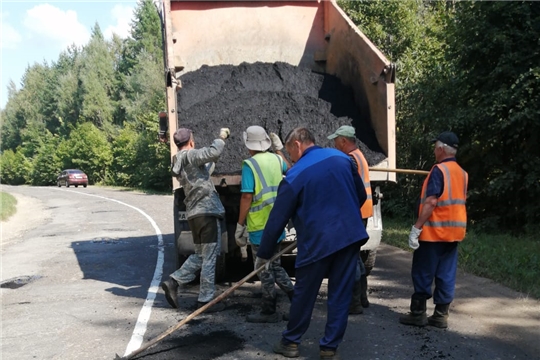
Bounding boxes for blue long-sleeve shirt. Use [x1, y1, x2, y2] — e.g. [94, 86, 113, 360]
[257, 146, 368, 268]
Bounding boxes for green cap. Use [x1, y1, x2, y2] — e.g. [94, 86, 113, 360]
[327, 125, 355, 139]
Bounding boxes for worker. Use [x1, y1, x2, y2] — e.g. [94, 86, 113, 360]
[161, 127, 230, 313]
[399, 131, 468, 329]
[257, 127, 369, 359]
[328, 125, 373, 314]
[235, 125, 294, 323]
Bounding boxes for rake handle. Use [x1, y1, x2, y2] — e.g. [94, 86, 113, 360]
[116, 241, 297, 360]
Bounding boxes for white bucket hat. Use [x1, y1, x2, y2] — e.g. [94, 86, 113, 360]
[243, 126, 271, 151]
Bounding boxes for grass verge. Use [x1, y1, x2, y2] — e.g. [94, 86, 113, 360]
[382, 217, 540, 299]
[0, 191, 18, 221]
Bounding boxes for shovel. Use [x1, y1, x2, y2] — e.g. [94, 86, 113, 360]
[115, 241, 297, 360]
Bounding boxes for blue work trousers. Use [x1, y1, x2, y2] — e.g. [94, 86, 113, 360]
[411, 241, 459, 304]
[283, 241, 361, 350]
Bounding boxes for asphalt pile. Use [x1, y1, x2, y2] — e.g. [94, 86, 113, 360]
[177, 62, 386, 175]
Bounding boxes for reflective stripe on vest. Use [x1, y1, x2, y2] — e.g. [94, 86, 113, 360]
[244, 152, 284, 232]
[349, 149, 373, 219]
[418, 161, 468, 242]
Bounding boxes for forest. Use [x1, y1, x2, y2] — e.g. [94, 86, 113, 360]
[1, 0, 539, 233]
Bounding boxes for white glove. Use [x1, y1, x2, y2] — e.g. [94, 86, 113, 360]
[408, 225, 422, 250]
[269, 133, 284, 151]
[235, 223, 247, 247]
[255, 256, 271, 271]
[219, 128, 230, 140]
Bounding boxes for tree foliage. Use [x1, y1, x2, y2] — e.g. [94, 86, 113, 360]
[2, 0, 539, 231]
[339, 0, 540, 232]
[0, 0, 169, 190]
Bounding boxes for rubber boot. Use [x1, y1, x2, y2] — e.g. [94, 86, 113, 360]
[399, 295, 428, 326]
[349, 280, 363, 314]
[247, 297, 279, 323]
[360, 275, 370, 308]
[428, 304, 450, 328]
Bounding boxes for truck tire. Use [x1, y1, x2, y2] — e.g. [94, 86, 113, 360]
[360, 249, 377, 276]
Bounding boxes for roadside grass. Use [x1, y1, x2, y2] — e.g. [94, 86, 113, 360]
[92, 184, 171, 196]
[0, 191, 17, 221]
[382, 217, 540, 299]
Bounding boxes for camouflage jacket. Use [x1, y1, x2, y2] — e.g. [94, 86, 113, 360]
[172, 139, 226, 219]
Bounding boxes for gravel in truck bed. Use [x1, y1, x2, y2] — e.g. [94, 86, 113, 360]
[177, 62, 386, 175]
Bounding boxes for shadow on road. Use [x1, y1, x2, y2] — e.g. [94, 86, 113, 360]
[71, 233, 176, 300]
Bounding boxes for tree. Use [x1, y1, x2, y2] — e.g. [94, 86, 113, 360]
[0, 149, 32, 185]
[121, 0, 163, 74]
[78, 24, 117, 132]
[339, 0, 452, 218]
[58, 122, 113, 184]
[439, 1, 540, 230]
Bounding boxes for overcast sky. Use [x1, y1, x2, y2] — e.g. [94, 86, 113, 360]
[1, 0, 139, 109]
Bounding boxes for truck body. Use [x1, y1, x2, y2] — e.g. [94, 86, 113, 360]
[157, 0, 396, 272]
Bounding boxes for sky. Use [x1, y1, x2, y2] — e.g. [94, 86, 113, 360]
[0, 0, 141, 109]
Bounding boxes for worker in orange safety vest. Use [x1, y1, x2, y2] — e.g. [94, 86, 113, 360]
[328, 125, 373, 314]
[400, 131, 468, 329]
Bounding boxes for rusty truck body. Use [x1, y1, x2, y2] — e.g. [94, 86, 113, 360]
[157, 0, 396, 273]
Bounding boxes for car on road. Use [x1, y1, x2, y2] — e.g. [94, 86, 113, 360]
[57, 169, 88, 188]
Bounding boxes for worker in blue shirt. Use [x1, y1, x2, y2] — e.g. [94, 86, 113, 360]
[257, 127, 369, 360]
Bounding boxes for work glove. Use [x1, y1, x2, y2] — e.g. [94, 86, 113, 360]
[240, 245, 248, 262]
[219, 128, 230, 140]
[235, 223, 247, 247]
[269, 133, 284, 151]
[408, 225, 422, 250]
[255, 256, 271, 271]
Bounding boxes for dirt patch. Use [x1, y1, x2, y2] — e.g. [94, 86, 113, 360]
[1, 191, 50, 251]
[177, 62, 386, 175]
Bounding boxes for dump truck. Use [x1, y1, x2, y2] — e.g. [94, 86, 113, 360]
[156, 0, 396, 276]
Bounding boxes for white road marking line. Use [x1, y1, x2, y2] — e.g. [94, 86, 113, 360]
[52, 188, 164, 356]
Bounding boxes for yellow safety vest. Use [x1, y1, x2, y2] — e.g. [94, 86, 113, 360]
[244, 152, 284, 232]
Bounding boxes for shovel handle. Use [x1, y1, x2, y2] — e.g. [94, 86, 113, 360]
[369, 167, 429, 176]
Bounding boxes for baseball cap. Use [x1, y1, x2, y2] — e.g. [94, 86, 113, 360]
[432, 131, 459, 149]
[173, 128, 192, 146]
[327, 125, 355, 139]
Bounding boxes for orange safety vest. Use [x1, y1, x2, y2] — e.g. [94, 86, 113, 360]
[349, 148, 373, 219]
[418, 161, 468, 242]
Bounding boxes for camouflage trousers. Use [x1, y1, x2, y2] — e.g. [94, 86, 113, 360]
[170, 218, 221, 303]
[251, 243, 294, 303]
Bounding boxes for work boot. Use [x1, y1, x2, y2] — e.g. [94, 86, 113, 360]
[320, 348, 340, 360]
[399, 295, 428, 326]
[428, 304, 450, 328]
[197, 300, 226, 313]
[273, 339, 300, 358]
[360, 275, 370, 308]
[349, 280, 363, 314]
[160, 278, 178, 308]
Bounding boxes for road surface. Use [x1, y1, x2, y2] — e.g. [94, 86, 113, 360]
[1, 185, 538, 360]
